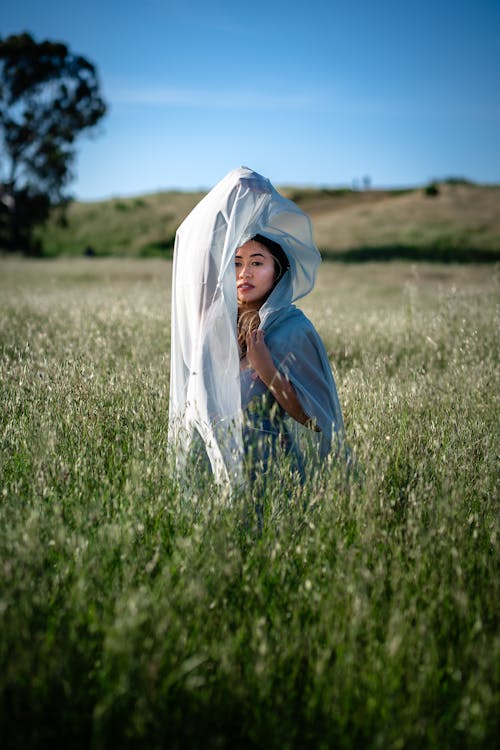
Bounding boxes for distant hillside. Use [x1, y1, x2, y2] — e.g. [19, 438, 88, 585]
[36, 181, 500, 262]
[303, 182, 500, 262]
[35, 190, 205, 257]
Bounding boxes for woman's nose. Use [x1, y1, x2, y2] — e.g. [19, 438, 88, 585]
[240, 265, 251, 277]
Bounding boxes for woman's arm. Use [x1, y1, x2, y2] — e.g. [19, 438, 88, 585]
[246, 330, 318, 429]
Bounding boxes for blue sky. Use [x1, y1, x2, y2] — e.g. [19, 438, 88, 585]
[3, 0, 499, 199]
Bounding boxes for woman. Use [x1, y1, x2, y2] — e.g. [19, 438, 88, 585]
[168, 167, 345, 488]
[237, 234, 321, 484]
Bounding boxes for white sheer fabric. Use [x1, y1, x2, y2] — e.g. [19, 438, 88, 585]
[168, 166, 343, 485]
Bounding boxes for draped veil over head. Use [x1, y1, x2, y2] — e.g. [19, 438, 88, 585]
[169, 166, 344, 485]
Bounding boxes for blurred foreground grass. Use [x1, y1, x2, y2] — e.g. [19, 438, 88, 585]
[0, 258, 498, 748]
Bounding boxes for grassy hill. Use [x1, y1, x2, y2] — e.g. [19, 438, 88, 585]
[35, 190, 205, 258]
[36, 180, 500, 262]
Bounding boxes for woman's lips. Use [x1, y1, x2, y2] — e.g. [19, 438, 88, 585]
[238, 283, 254, 291]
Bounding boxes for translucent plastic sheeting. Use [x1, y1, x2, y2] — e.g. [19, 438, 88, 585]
[168, 166, 344, 486]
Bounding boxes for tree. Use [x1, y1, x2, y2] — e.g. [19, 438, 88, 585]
[0, 33, 107, 252]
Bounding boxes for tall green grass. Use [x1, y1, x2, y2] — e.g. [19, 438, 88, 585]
[0, 258, 498, 748]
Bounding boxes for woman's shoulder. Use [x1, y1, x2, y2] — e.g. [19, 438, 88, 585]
[266, 307, 328, 363]
[268, 306, 318, 339]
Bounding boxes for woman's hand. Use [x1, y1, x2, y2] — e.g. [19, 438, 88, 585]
[246, 330, 312, 427]
[246, 330, 276, 383]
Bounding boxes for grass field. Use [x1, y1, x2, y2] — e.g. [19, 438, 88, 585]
[0, 257, 498, 748]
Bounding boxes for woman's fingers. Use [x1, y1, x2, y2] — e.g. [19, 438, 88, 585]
[246, 329, 264, 347]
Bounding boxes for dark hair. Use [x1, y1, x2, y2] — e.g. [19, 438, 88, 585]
[251, 234, 289, 284]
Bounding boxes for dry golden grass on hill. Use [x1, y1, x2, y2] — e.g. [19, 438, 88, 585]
[309, 183, 500, 254]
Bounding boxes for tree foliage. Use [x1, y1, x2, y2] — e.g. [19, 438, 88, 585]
[0, 33, 107, 252]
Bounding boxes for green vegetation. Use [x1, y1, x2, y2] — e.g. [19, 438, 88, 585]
[34, 182, 500, 262]
[34, 191, 204, 257]
[0, 33, 107, 252]
[424, 182, 440, 197]
[1, 258, 498, 747]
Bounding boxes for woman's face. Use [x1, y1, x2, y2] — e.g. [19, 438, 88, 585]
[235, 240, 276, 308]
